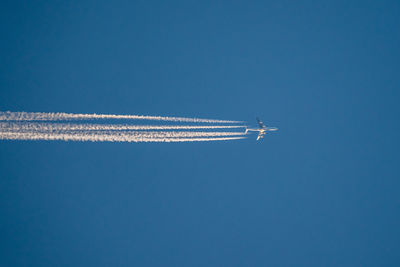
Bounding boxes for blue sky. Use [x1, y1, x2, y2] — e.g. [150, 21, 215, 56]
[1, 1, 400, 266]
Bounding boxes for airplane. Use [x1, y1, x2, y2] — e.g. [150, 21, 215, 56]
[245, 118, 278, 140]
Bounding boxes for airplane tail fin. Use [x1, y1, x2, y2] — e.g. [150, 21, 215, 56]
[245, 127, 248, 134]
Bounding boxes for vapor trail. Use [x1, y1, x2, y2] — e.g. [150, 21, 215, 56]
[52, 130, 246, 138]
[0, 111, 241, 123]
[0, 132, 246, 143]
[0, 122, 245, 131]
[0, 127, 245, 138]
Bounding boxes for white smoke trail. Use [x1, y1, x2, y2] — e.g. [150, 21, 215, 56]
[0, 122, 245, 131]
[0, 132, 246, 143]
[0, 127, 245, 138]
[56, 130, 246, 138]
[0, 111, 242, 123]
[0, 113, 247, 143]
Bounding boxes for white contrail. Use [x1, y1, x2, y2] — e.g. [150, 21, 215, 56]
[0, 114, 247, 142]
[0, 127, 246, 138]
[0, 132, 246, 143]
[0, 122, 245, 131]
[0, 111, 242, 123]
[58, 130, 246, 138]
[0, 123, 246, 138]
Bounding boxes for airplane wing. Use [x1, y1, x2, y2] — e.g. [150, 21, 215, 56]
[256, 118, 266, 129]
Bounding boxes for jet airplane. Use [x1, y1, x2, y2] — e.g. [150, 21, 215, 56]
[245, 118, 278, 140]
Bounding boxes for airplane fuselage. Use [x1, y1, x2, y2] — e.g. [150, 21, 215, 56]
[245, 118, 278, 140]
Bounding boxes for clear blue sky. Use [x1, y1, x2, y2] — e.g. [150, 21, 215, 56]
[1, 1, 400, 266]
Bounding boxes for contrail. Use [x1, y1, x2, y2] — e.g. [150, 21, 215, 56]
[0, 127, 246, 138]
[0, 122, 245, 131]
[53, 130, 246, 138]
[0, 132, 246, 143]
[0, 112, 247, 143]
[0, 111, 242, 123]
